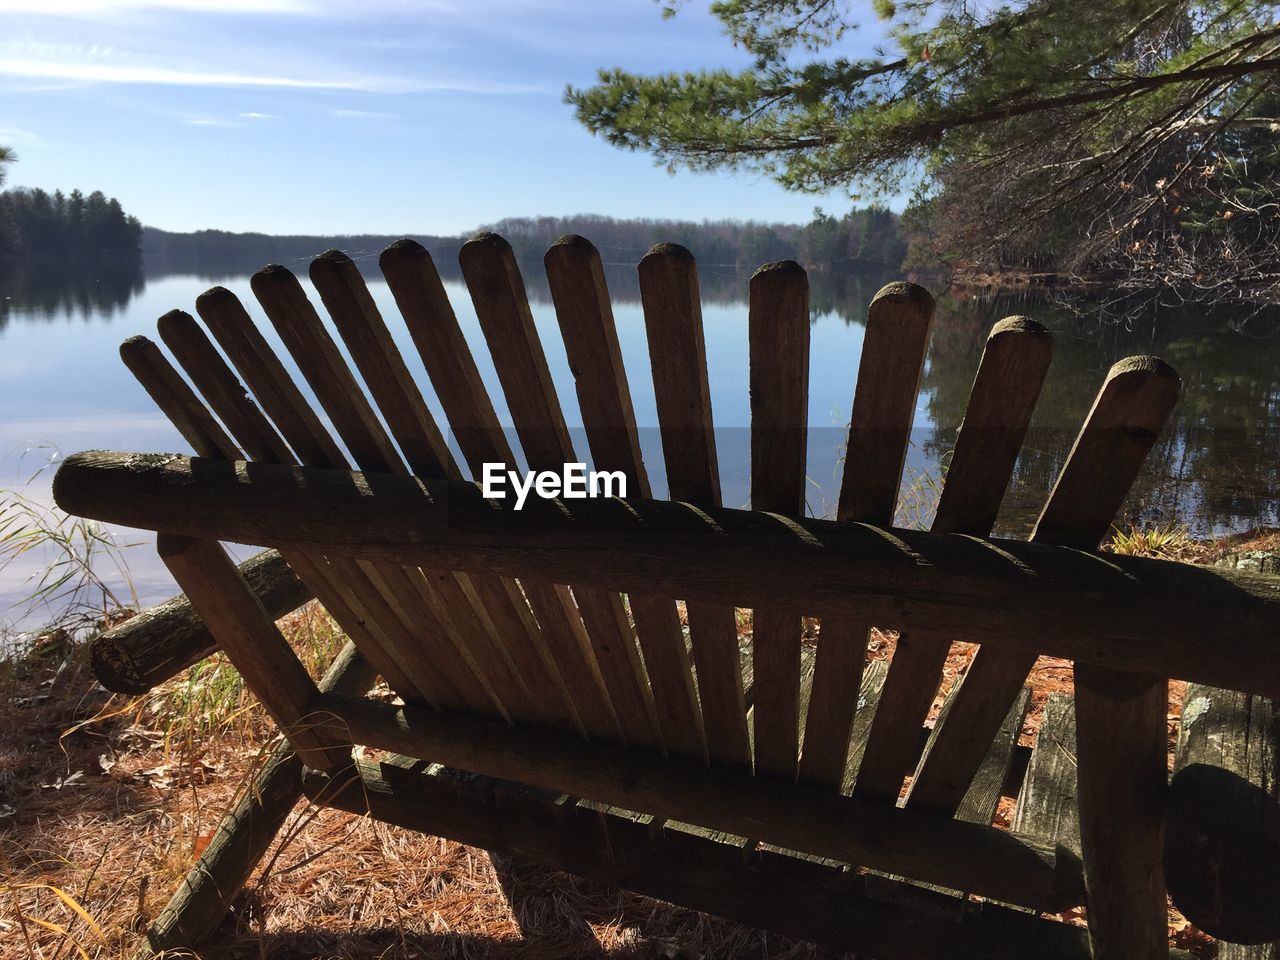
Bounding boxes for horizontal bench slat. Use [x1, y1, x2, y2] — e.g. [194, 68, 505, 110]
[54, 451, 1280, 698]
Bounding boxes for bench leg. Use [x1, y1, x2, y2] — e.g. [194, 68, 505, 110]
[131, 739, 305, 959]
[131, 643, 375, 959]
[1074, 664, 1168, 960]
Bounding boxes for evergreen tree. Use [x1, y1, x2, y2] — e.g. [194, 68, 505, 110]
[0, 186, 142, 259]
[569, 1, 1280, 301]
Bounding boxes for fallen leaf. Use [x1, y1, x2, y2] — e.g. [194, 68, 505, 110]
[40, 771, 86, 790]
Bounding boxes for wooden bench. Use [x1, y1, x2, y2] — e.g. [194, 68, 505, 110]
[59, 235, 1280, 959]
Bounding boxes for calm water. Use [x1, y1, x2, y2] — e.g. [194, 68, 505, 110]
[2, 254, 1278, 632]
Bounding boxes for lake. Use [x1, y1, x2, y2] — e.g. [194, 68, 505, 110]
[2, 252, 1278, 634]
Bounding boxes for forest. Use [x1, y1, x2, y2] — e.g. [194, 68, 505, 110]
[140, 207, 906, 272]
[0, 187, 143, 261]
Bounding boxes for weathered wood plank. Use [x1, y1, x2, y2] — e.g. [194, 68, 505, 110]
[121, 330, 444, 709]
[460, 232, 660, 749]
[302, 756, 1108, 960]
[758, 646, 824, 860]
[310, 250, 577, 733]
[638, 242, 750, 769]
[53, 450, 1280, 699]
[90, 547, 311, 694]
[379, 238, 617, 743]
[313, 689, 1084, 911]
[907, 356, 1177, 845]
[1060, 358, 1180, 960]
[931, 317, 1055, 537]
[956, 685, 1033, 827]
[836, 281, 935, 527]
[906, 645, 1040, 815]
[810, 282, 932, 796]
[158, 533, 345, 771]
[863, 318, 1052, 804]
[249, 266, 522, 719]
[1167, 684, 1280, 946]
[845, 657, 891, 790]
[748, 259, 810, 780]
[545, 235, 705, 760]
[1013, 692, 1080, 851]
[1074, 665, 1168, 960]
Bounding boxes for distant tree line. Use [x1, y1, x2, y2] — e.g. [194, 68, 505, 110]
[0, 187, 143, 261]
[141, 207, 905, 273]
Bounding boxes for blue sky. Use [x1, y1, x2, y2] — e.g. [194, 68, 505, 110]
[0, 1, 894, 235]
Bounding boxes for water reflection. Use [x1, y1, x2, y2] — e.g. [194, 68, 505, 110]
[921, 289, 1280, 537]
[0, 258, 144, 327]
[1, 253, 1277, 628]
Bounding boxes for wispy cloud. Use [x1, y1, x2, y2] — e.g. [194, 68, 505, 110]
[0, 0, 312, 13]
[0, 125, 43, 144]
[0, 0, 498, 16]
[0, 53, 546, 95]
[332, 108, 398, 119]
[185, 117, 240, 127]
[239, 111, 279, 119]
[0, 57, 376, 89]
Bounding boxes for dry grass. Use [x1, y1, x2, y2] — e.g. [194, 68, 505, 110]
[1, 605, 833, 960]
[4, 524, 1271, 959]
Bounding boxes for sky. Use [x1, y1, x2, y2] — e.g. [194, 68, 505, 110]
[0, 0, 895, 235]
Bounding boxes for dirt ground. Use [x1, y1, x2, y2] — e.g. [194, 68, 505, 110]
[5, 529, 1268, 958]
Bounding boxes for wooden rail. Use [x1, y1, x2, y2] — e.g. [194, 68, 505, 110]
[304, 756, 1129, 960]
[53, 450, 1280, 696]
[312, 690, 1084, 911]
[90, 547, 310, 693]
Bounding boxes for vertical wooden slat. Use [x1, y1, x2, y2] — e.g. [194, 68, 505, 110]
[853, 316, 1051, 801]
[1012, 692, 1081, 851]
[836, 281, 937, 526]
[748, 259, 809, 780]
[308, 250, 580, 734]
[459, 232, 661, 750]
[155, 311, 296, 464]
[906, 648, 1040, 815]
[638, 242, 750, 769]
[953, 685, 1033, 827]
[120, 334, 240, 460]
[804, 282, 935, 792]
[928, 318, 1054, 538]
[247, 266, 536, 721]
[190, 286, 484, 714]
[914, 355, 1179, 960]
[127, 324, 447, 710]
[157, 532, 345, 771]
[545, 235, 706, 762]
[1053, 357, 1179, 960]
[907, 357, 1177, 822]
[378, 238, 617, 743]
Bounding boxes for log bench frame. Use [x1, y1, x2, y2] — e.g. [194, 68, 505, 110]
[60, 235, 1280, 959]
